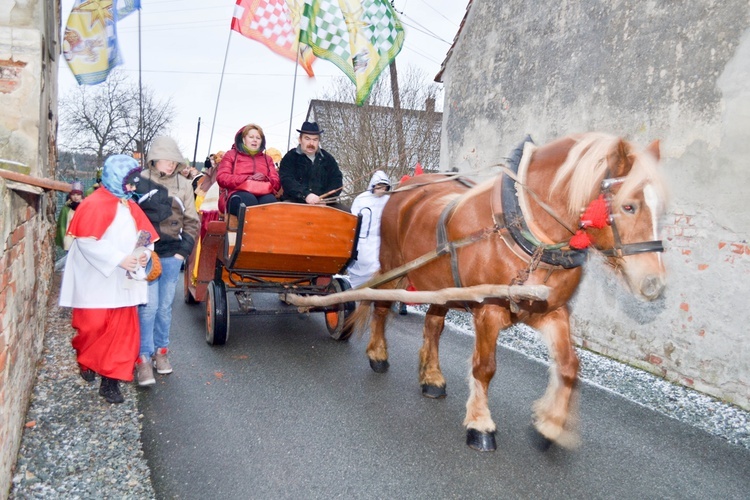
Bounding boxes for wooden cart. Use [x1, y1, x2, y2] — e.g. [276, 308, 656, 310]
[184, 203, 361, 345]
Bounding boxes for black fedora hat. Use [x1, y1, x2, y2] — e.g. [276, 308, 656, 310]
[296, 121, 324, 135]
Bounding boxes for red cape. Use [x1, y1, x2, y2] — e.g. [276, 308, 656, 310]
[67, 187, 157, 242]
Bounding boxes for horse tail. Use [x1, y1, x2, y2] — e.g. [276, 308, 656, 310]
[345, 300, 372, 336]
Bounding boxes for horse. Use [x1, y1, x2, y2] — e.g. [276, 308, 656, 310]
[357, 132, 668, 452]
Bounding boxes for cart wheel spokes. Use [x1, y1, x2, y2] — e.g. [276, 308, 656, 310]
[206, 279, 229, 345]
[325, 277, 355, 341]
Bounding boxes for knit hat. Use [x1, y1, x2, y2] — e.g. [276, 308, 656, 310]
[101, 155, 141, 200]
[70, 181, 84, 195]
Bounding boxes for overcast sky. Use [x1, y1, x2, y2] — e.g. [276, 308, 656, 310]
[58, 0, 468, 163]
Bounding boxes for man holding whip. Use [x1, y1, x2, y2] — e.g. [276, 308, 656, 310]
[279, 121, 345, 209]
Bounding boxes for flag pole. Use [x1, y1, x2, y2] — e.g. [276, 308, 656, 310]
[192, 117, 201, 167]
[208, 30, 233, 157]
[286, 39, 303, 152]
[138, 7, 144, 168]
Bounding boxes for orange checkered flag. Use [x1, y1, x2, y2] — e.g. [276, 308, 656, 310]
[231, 0, 316, 77]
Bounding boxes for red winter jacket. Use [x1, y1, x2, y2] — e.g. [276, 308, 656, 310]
[216, 128, 281, 212]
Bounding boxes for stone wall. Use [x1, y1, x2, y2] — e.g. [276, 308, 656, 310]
[0, 0, 59, 495]
[440, 0, 749, 409]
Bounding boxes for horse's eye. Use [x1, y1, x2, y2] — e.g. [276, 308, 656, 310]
[622, 204, 636, 214]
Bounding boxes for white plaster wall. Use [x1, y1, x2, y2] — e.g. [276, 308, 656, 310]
[441, 0, 750, 409]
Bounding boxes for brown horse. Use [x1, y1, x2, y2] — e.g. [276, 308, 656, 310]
[360, 132, 668, 451]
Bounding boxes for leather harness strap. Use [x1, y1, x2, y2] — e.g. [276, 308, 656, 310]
[436, 196, 464, 288]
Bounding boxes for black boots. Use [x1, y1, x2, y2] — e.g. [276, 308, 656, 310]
[99, 376, 125, 404]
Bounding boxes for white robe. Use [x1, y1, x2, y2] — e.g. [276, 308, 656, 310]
[59, 203, 149, 308]
[348, 191, 389, 288]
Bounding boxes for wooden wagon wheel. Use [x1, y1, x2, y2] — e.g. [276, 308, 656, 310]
[206, 279, 229, 345]
[324, 277, 356, 341]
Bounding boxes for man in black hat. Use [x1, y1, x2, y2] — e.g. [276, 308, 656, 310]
[279, 121, 344, 207]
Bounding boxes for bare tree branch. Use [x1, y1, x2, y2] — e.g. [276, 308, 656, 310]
[58, 69, 175, 166]
[317, 65, 442, 196]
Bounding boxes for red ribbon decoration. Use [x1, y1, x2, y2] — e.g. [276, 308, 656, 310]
[569, 195, 610, 249]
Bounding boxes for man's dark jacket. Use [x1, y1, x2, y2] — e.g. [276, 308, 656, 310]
[279, 146, 343, 202]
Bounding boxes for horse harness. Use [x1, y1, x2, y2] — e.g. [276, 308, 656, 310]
[433, 136, 665, 311]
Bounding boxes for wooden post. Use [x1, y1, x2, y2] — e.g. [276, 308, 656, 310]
[0, 169, 72, 192]
[389, 60, 407, 173]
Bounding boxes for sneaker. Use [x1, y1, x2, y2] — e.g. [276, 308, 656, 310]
[99, 377, 125, 404]
[135, 354, 156, 386]
[153, 347, 173, 374]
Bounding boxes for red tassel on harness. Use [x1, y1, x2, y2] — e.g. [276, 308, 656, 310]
[570, 195, 610, 249]
[570, 230, 593, 249]
[579, 194, 609, 229]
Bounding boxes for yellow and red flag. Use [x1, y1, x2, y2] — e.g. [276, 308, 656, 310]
[63, 0, 140, 85]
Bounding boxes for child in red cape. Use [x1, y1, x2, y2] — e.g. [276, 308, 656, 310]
[59, 155, 157, 404]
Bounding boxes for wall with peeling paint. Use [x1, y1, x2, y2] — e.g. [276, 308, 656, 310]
[440, 0, 750, 410]
[0, 0, 59, 495]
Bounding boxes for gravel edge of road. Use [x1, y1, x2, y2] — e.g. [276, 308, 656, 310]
[9, 275, 156, 500]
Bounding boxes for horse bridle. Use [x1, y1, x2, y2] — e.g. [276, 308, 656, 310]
[597, 176, 664, 258]
[501, 137, 665, 268]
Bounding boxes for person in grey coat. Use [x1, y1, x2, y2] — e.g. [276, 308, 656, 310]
[134, 136, 200, 386]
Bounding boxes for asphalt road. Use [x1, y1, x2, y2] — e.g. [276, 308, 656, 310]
[138, 283, 750, 499]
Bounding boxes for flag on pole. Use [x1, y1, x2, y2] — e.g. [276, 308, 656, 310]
[299, 0, 405, 105]
[231, 0, 316, 77]
[63, 0, 141, 85]
[116, 0, 140, 18]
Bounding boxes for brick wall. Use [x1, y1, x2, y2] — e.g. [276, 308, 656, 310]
[0, 189, 55, 496]
[0, 0, 59, 495]
[441, 0, 750, 410]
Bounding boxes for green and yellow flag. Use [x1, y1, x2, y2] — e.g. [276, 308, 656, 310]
[299, 0, 405, 105]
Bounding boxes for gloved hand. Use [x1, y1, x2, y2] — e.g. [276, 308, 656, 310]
[249, 173, 267, 181]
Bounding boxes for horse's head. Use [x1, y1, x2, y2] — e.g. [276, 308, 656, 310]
[553, 134, 669, 301]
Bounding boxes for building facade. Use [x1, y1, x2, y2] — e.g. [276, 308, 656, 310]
[438, 0, 749, 410]
[0, 0, 60, 494]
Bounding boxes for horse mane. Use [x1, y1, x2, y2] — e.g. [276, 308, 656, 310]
[551, 133, 668, 216]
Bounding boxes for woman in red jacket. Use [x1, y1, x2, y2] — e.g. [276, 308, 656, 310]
[216, 123, 281, 215]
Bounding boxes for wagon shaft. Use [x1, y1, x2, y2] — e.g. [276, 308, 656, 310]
[281, 283, 550, 308]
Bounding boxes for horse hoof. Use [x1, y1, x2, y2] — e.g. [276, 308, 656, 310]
[421, 384, 446, 399]
[466, 429, 496, 452]
[369, 359, 389, 373]
[527, 425, 553, 452]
